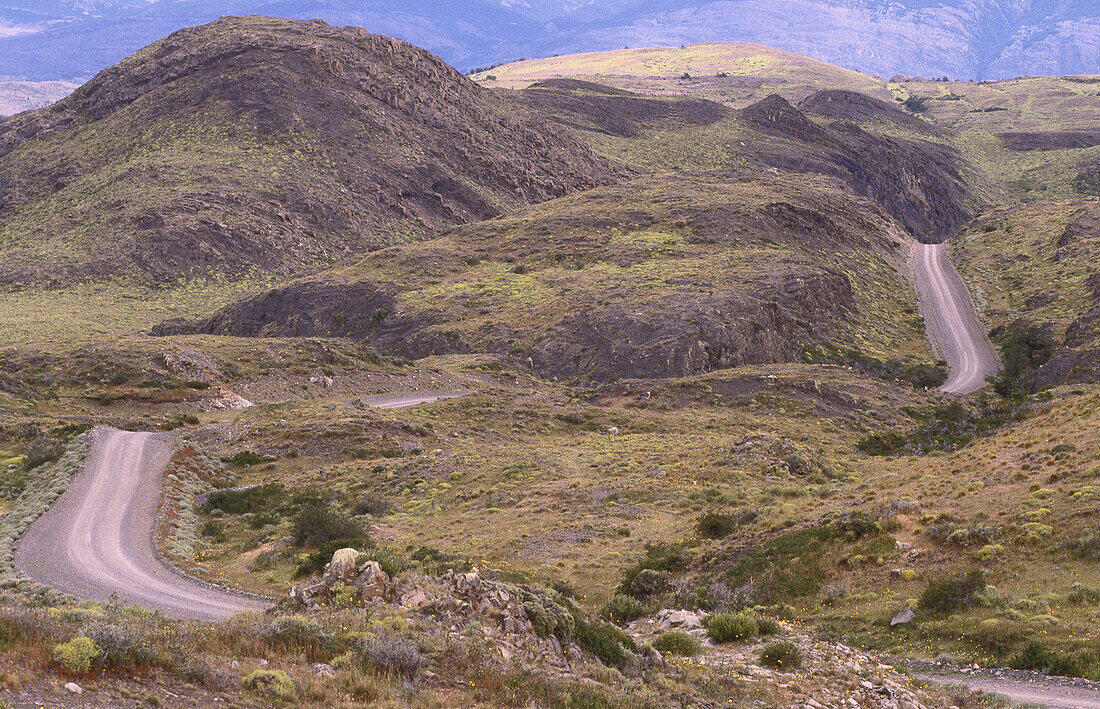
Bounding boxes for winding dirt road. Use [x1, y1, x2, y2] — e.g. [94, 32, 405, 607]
[361, 390, 469, 408]
[14, 428, 269, 621]
[912, 242, 1002, 393]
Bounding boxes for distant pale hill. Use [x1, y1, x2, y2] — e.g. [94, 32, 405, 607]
[472, 42, 894, 106]
[0, 80, 78, 117]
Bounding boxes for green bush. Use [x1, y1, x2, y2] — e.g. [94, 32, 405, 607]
[357, 547, 407, 577]
[53, 636, 99, 674]
[618, 542, 688, 597]
[652, 631, 701, 656]
[919, 569, 986, 615]
[225, 451, 265, 466]
[758, 640, 801, 669]
[243, 669, 296, 698]
[755, 615, 781, 635]
[695, 512, 739, 539]
[292, 504, 363, 547]
[24, 437, 64, 470]
[204, 483, 285, 514]
[628, 569, 670, 599]
[598, 594, 646, 626]
[706, 613, 758, 643]
[575, 619, 636, 667]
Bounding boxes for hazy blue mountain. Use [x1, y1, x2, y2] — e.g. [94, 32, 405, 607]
[0, 0, 1096, 82]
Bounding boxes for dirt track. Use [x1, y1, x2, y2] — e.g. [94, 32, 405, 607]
[912, 242, 1002, 393]
[921, 670, 1100, 709]
[14, 428, 269, 621]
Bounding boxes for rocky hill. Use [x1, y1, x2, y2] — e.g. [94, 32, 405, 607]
[0, 16, 616, 287]
[157, 171, 934, 382]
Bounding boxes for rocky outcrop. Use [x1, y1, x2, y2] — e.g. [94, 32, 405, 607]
[740, 95, 971, 241]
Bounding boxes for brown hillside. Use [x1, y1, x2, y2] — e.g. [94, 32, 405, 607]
[0, 16, 616, 287]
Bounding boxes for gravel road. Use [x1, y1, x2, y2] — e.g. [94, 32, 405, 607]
[912, 242, 1002, 393]
[14, 428, 269, 621]
[360, 390, 469, 408]
[921, 670, 1100, 709]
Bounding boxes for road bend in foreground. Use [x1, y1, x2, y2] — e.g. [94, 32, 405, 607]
[15, 428, 269, 621]
[912, 243, 1002, 394]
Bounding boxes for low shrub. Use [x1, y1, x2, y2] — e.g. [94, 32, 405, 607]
[53, 636, 99, 674]
[755, 615, 781, 635]
[82, 621, 155, 669]
[758, 640, 801, 669]
[204, 483, 285, 514]
[24, 437, 65, 470]
[358, 632, 421, 676]
[352, 495, 391, 517]
[695, 512, 739, 539]
[618, 542, 688, 598]
[706, 613, 758, 643]
[598, 594, 646, 626]
[292, 504, 363, 547]
[651, 631, 701, 656]
[628, 569, 671, 599]
[356, 547, 407, 577]
[268, 615, 323, 648]
[574, 619, 636, 667]
[919, 570, 986, 615]
[225, 451, 265, 466]
[242, 669, 296, 699]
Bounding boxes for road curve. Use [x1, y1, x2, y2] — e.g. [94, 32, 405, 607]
[361, 390, 469, 408]
[912, 243, 1002, 394]
[920, 672, 1100, 709]
[14, 428, 269, 621]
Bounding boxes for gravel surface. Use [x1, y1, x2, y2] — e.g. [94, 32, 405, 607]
[912, 242, 1002, 394]
[14, 427, 269, 621]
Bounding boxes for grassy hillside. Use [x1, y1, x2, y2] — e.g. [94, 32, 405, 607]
[473, 42, 894, 106]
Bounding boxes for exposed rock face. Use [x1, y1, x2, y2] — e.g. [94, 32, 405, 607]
[741, 94, 972, 241]
[798, 89, 942, 135]
[0, 16, 617, 287]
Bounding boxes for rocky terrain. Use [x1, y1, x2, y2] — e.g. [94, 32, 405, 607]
[0, 16, 616, 287]
[158, 171, 931, 381]
[1, 16, 1099, 709]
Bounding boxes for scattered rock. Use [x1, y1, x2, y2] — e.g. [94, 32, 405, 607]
[64, 682, 82, 694]
[891, 609, 916, 626]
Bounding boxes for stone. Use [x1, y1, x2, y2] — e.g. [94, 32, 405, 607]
[312, 662, 337, 678]
[657, 608, 703, 630]
[890, 609, 916, 626]
[323, 547, 362, 582]
[64, 682, 82, 694]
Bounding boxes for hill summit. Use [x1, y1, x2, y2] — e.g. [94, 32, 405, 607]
[0, 16, 616, 287]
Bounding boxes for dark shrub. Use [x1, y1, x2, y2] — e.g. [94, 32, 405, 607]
[204, 484, 285, 514]
[24, 437, 65, 470]
[351, 494, 391, 517]
[247, 511, 279, 529]
[82, 622, 156, 669]
[618, 542, 688, 596]
[919, 570, 986, 614]
[292, 504, 362, 547]
[758, 640, 801, 669]
[696, 512, 739, 539]
[225, 451, 265, 466]
[200, 521, 227, 543]
[629, 569, 671, 600]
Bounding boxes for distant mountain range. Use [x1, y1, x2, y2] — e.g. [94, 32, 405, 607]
[0, 1, 1096, 82]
